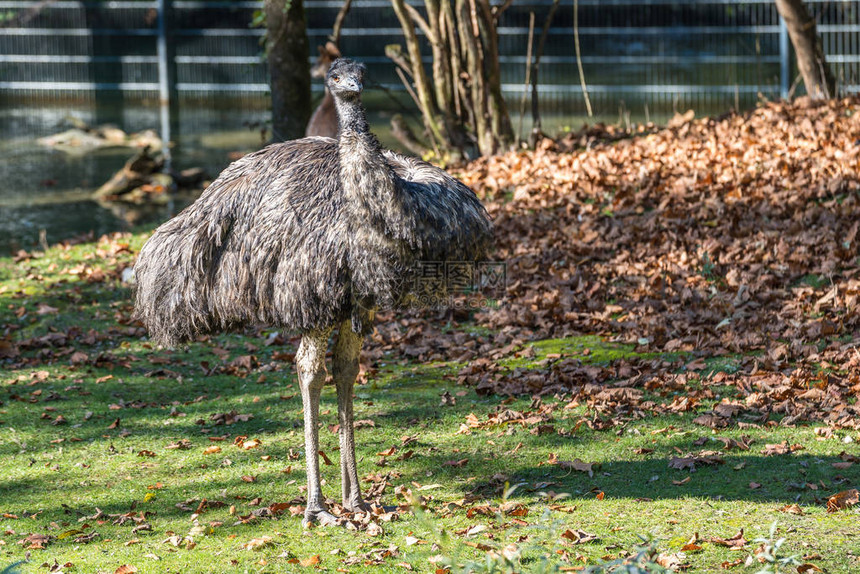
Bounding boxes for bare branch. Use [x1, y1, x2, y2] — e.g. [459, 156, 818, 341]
[385, 44, 414, 79]
[391, 114, 429, 156]
[517, 12, 535, 143]
[404, 3, 437, 45]
[573, 0, 593, 117]
[492, 0, 514, 20]
[391, 0, 446, 146]
[531, 0, 562, 129]
[394, 67, 422, 111]
[328, 0, 353, 46]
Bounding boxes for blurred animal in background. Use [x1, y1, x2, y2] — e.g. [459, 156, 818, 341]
[305, 42, 342, 139]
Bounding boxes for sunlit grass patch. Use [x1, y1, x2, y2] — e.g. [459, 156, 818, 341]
[1, 233, 858, 573]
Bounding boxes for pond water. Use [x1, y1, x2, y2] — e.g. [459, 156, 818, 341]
[0, 100, 272, 255]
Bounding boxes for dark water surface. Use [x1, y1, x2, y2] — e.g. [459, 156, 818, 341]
[0, 100, 272, 254]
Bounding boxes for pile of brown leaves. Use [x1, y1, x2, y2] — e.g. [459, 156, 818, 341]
[371, 97, 859, 405]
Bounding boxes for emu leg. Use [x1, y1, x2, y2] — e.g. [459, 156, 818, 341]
[297, 329, 339, 527]
[333, 320, 367, 512]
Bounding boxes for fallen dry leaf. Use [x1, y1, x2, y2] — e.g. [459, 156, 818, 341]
[668, 457, 696, 471]
[826, 489, 859, 512]
[656, 552, 690, 571]
[240, 438, 262, 450]
[778, 503, 804, 515]
[761, 442, 804, 456]
[241, 536, 273, 550]
[18, 533, 51, 549]
[709, 529, 747, 549]
[299, 554, 321, 566]
[560, 529, 599, 544]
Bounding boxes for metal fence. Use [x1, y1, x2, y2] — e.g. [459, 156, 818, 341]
[2, 0, 860, 118]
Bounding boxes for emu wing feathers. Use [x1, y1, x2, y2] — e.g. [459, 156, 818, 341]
[383, 150, 492, 261]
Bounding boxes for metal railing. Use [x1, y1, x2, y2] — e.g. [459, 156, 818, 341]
[1, 0, 859, 117]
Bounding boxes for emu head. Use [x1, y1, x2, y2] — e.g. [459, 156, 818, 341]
[326, 58, 366, 99]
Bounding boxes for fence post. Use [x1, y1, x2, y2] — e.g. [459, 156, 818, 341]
[157, 0, 172, 172]
[779, 12, 790, 99]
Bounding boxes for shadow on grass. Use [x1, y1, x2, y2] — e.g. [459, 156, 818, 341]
[1, 448, 855, 529]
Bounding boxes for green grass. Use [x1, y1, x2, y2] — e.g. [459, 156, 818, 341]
[1, 233, 858, 573]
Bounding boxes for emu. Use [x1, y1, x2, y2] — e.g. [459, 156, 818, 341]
[133, 59, 492, 526]
[305, 42, 340, 139]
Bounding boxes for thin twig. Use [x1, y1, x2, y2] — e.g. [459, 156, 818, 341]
[370, 80, 422, 119]
[531, 0, 560, 132]
[385, 45, 414, 79]
[492, 0, 514, 20]
[394, 67, 422, 113]
[393, 67, 440, 156]
[404, 3, 437, 44]
[517, 12, 535, 144]
[573, 0, 593, 117]
[329, 0, 353, 46]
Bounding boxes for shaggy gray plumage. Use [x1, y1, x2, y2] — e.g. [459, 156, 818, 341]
[134, 80, 490, 345]
[133, 58, 492, 525]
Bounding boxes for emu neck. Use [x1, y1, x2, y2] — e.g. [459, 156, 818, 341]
[334, 95, 398, 224]
[334, 96, 371, 140]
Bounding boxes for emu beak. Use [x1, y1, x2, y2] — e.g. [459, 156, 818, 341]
[343, 78, 363, 93]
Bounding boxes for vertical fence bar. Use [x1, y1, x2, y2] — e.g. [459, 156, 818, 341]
[779, 11, 790, 99]
[157, 0, 172, 172]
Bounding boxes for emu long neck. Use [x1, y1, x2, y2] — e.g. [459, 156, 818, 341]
[335, 95, 371, 138]
[335, 96, 399, 224]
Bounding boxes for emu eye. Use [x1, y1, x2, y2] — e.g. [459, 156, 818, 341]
[332, 74, 340, 82]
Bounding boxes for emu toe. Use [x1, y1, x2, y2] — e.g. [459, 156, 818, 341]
[302, 509, 342, 528]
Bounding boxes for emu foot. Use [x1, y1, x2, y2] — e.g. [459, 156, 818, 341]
[343, 498, 371, 514]
[302, 508, 342, 528]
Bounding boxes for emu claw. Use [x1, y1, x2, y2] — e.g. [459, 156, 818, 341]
[302, 509, 342, 528]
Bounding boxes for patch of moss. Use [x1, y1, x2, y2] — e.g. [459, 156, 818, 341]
[795, 273, 829, 289]
[497, 335, 686, 372]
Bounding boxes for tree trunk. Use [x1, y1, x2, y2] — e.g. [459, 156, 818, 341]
[774, 0, 835, 99]
[266, 0, 311, 141]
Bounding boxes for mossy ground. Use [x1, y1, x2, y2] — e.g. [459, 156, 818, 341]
[1, 234, 858, 573]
